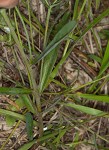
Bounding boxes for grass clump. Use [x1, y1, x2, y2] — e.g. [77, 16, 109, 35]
[0, 0, 109, 149]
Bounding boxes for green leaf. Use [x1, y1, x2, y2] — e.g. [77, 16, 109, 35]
[18, 140, 36, 150]
[0, 87, 32, 95]
[0, 108, 25, 120]
[88, 54, 102, 63]
[53, 129, 66, 145]
[89, 40, 109, 92]
[16, 98, 25, 108]
[55, 12, 70, 32]
[73, 0, 79, 20]
[8, 99, 23, 112]
[32, 20, 77, 64]
[9, 96, 36, 114]
[40, 47, 58, 92]
[76, 93, 109, 103]
[99, 41, 109, 76]
[26, 112, 33, 141]
[22, 14, 44, 35]
[21, 95, 36, 114]
[63, 103, 107, 116]
[5, 116, 16, 126]
[0, 108, 37, 126]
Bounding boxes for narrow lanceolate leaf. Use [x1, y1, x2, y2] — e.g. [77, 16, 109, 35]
[53, 129, 67, 145]
[0, 87, 32, 95]
[0, 108, 25, 121]
[18, 140, 36, 150]
[21, 95, 36, 114]
[62, 103, 107, 116]
[98, 41, 109, 77]
[88, 54, 102, 63]
[88, 40, 109, 92]
[40, 47, 58, 92]
[26, 112, 33, 141]
[0, 109, 37, 126]
[76, 93, 109, 103]
[32, 20, 77, 64]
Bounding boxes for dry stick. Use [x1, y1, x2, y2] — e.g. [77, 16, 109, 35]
[0, 9, 43, 136]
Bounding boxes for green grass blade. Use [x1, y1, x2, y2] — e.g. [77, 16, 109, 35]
[88, 54, 102, 63]
[0, 108, 25, 121]
[32, 20, 77, 64]
[21, 14, 44, 36]
[99, 41, 109, 76]
[81, 8, 109, 38]
[15, 7, 32, 57]
[73, 0, 79, 20]
[21, 95, 36, 114]
[89, 40, 109, 92]
[53, 129, 66, 145]
[27, 0, 35, 52]
[18, 140, 36, 150]
[40, 47, 58, 92]
[0, 87, 31, 94]
[0, 108, 37, 126]
[6, 116, 16, 126]
[77, 0, 87, 20]
[51, 78, 67, 89]
[62, 103, 107, 116]
[26, 112, 33, 141]
[47, 9, 68, 42]
[43, 5, 52, 48]
[76, 93, 109, 103]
